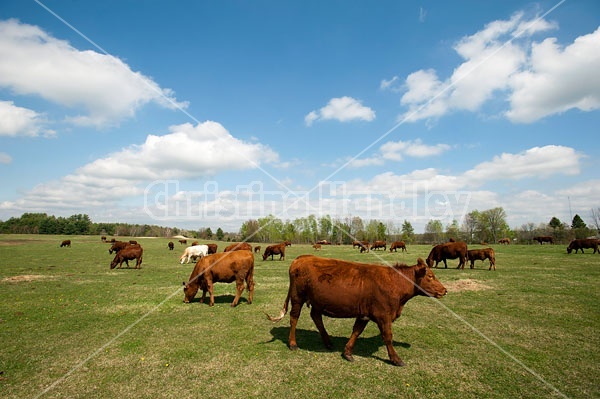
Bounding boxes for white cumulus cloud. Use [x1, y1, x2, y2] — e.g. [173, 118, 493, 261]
[305, 96, 375, 126]
[0, 19, 187, 128]
[0, 100, 53, 137]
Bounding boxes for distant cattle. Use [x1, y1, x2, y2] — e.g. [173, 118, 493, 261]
[60, 240, 71, 248]
[263, 243, 286, 261]
[191, 241, 199, 246]
[426, 241, 468, 269]
[389, 241, 407, 253]
[101, 236, 107, 242]
[315, 240, 331, 245]
[352, 241, 361, 249]
[312, 243, 322, 251]
[359, 241, 370, 253]
[224, 242, 252, 252]
[533, 236, 554, 245]
[183, 250, 254, 307]
[284, 240, 292, 247]
[267, 255, 447, 366]
[168, 241, 174, 250]
[110, 245, 143, 269]
[129, 240, 137, 245]
[254, 246, 261, 254]
[179, 239, 187, 245]
[371, 240, 386, 251]
[180, 244, 209, 264]
[567, 239, 599, 254]
[467, 248, 496, 271]
[498, 238, 511, 245]
[206, 243, 218, 254]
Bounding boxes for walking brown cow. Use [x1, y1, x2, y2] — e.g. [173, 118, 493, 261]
[389, 241, 407, 252]
[426, 241, 468, 269]
[267, 255, 446, 366]
[183, 251, 254, 307]
[467, 248, 496, 270]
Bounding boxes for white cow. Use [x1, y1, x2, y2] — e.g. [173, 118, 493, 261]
[179, 244, 209, 264]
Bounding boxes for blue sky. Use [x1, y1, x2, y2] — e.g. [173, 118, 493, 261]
[0, 0, 599, 233]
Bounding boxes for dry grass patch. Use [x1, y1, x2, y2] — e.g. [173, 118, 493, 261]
[445, 278, 492, 292]
[1, 274, 55, 283]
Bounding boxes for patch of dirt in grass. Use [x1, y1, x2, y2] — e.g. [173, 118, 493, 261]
[0, 239, 43, 246]
[1, 274, 56, 283]
[445, 279, 492, 292]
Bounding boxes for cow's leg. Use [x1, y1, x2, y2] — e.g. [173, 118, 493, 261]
[199, 288, 207, 304]
[288, 300, 304, 350]
[343, 317, 369, 362]
[207, 281, 215, 306]
[375, 318, 405, 366]
[310, 308, 333, 350]
[246, 274, 255, 304]
[231, 278, 244, 307]
[443, 259, 448, 269]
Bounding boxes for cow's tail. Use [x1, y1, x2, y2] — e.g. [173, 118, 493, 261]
[265, 289, 290, 322]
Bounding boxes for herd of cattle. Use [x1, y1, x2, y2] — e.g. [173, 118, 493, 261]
[55, 234, 597, 366]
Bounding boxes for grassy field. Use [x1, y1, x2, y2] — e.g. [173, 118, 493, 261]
[0, 234, 598, 399]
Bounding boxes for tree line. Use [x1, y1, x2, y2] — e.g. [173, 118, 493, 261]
[1, 208, 598, 244]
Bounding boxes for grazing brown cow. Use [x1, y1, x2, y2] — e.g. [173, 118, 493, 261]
[389, 241, 407, 253]
[371, 240, 386, 251]
[352, 240, 361, 249]
[533, 236, 554, 245]
[129, 240, 138, 245]
[168, 241, 175, 250]
[179, 239, 187, 245]
[183, 251, 254, 307]
[263, 243, 286, 261]
[224, 242, 252, 252]
[101, 236, 107, 242]
[359, 241, 370, 253]
[206, 243, 218, 254]
[467, 248, 496, 271]
[316, 240, 330, 245]
[267, 255, 447, 366]
[110, 245, 143, 269]
[567, 238, 599, 254]
[254, 245, 261, 254]
[312, 243, 322, 251]
[426, 241, 468, 269]
[60, 240, 71, 247]
[498, 238, 511, 245]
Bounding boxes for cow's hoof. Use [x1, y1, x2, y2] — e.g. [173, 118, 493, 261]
[342, 353, 354, 362]
[391, 358, 406, 367]
[289, 344, 298, 351]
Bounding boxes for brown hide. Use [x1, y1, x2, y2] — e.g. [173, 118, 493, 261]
[498, 238, 510, 245]
[224, 242, 252, 252]
[267, 255, 446, 366]
[262, 243, 286, 261]
[567, 238, 599, 254]
[371, 240, 386, 251]
[426, 241, 468, 269]
[108, 241, 129, 254]
[206, 243, 218, 254]
[183, 251, 254, 307]
[389, 241, 407, 252]
[60, 240, 71, 247]
[533, 236, 554, 244]
[110, 246, 143, 269]
[168, 241, 174, 250]
[467, 248, 496, 270]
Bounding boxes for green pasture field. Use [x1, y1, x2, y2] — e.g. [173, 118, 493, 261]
[0, 234, 598, 399]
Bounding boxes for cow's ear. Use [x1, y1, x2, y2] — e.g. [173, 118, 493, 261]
[415, 258, 427, 278]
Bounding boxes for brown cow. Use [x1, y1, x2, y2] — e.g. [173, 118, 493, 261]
[179, 239, 187, 245]
[191, 241, 199, 246]
[254, 245, 261, 254]
[359, 241, 370, 253]
[467, 248, 496, 271]
[224, 242, 252, 252]
[183, 251, 254, 307]
[129, 240, 138, 245]
[108, 241, 129, 254]
[205, 243, 218, 254]
[352, 240, 361, 249]
[267, 255, 446, 366]
[567, 238, 599, 254]
[533, 236, 554, 245]
[389, 241, 407, 253]
[263, 243, 286, 261]
[497, 238, 511, 245]
[312, 243, 322, 251]
[426, 241, 468, 269]
[101, 236, 107, 242]
[168, 241, 174, 250]
[371, 240, 386, 251]
[60, 240, 71, 247]
[110, 245, 143, 269]
[284, 240, 292, 247]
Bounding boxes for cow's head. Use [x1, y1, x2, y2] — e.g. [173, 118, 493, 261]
[182, 281, 199, 303]
[110, 259, 118, 269]
[414, 258, 447, 298]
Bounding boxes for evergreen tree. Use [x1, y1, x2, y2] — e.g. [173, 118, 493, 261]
[216, 227, 224, 241]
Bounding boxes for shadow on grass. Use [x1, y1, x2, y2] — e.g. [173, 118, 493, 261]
[265, 326, 411, 364]
[185, 294, 250, 306]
